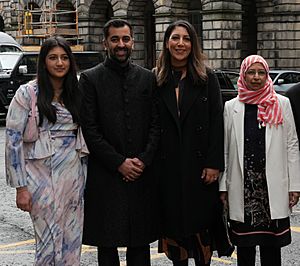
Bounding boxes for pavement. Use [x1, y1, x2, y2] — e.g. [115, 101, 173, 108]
[0, 125, 300, 265]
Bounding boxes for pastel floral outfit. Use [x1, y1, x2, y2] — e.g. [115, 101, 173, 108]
[5, 80, 88, 266]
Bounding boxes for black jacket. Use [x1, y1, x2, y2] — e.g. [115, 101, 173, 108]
[79, 58, 160, 247]
[286, 83, 300, 147]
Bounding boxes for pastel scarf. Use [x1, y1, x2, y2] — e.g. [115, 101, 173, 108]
[238, 55, 283, 127]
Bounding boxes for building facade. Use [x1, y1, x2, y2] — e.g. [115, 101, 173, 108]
[1, 0, 300, 70]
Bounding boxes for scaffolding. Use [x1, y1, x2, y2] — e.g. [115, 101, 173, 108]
[16, 0, 81, 48]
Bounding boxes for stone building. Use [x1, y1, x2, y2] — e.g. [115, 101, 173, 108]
[0, 0, 300, 70]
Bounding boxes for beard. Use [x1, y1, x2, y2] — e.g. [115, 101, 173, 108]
[108, 47, 132, 63]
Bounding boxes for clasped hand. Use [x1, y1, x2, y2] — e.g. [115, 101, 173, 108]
[118, 158, 145, 182]
[16, 187, 32, 212]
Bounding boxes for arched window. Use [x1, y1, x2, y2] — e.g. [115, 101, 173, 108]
[0, 16, 4, 32]
[87, 0, 112, 51]
[241, 1, 257, 58]
[144, 0, 155, 69]
[188, 0, 203, 48]
[128, 0, 155, 68]
[56, 0, 76, 30]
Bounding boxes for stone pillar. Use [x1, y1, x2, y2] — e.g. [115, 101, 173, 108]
[0, 0, 17, 33]
[202, 1, 242, 70]
[257, 1, 300, 70]
[153, 13, 173, 61]
[78, 3, 91, 50]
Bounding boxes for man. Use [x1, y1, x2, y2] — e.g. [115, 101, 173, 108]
[286, 83, 300, 143]
[286, 83, 300, 209]
[79, 19, 160, 266]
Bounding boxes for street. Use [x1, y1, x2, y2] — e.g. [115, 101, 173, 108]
[0, 126, 300, 265]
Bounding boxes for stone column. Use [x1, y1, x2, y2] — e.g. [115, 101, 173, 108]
[1, 0, 18, 35]
[153, 13, 173, 61]
[257, 1, 300, 70]
[202, 1, 242, 70]
[78, 3, 91, 50]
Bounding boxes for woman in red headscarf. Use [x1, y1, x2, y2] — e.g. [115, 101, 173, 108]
[219, 55, 300, 266]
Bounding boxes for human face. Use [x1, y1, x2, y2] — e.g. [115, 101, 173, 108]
[45, 46, 70, 80]
[166, 26, 192, 68]
[104, 25, 133, 63]
[244, 62, 267, 91]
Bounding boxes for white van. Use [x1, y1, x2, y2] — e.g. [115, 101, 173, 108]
[0, 32, 23, 52]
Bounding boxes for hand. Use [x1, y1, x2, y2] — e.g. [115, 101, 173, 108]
[220, 191, 228, 209]
[118, 158, 144, 182]
[132, 157, 145, 171]
[289, 191, 300, 208]
[16, 187, 32, 212]
[201, 168, 219, 185]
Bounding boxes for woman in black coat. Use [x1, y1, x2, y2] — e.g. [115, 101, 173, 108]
[155, 20, 224, 266]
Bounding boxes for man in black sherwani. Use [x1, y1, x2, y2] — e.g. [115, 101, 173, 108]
[79, 19, 160, 266]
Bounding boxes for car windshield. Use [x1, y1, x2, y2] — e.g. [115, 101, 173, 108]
[0, 45, 22, 52]
[269, 73, 278, 81]
[0, 53, 22, 71]
[226, 72, 239, 89]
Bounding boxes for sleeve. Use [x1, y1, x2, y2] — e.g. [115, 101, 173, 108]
[205, 70, 225, 171]
[5, 85, 31, 188]
[137, 73, 160, 166]
[284, 98, 300, 192]
[219, 102, 229, 191]
[79, 71, 126, 172]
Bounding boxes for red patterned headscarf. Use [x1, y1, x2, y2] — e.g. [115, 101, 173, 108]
[238, 55, 283, 127]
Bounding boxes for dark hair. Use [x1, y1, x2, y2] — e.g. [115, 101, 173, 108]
[156, 20, 207, 86]
[103, 19, 133, 40]
[37, 35, 81, 125]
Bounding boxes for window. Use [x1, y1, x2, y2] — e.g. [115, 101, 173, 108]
[278, 73, 293, 84]
[292, 73, 300, 83]
[19, 54, 38, 74]
[74, 52, 103, 71]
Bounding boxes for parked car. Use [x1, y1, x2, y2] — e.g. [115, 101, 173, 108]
[0, 50, 103, 119]
[0, 32, 23, 52]
[215, 69, 300, 103]
[269, 70, 300, 92]
[214, 69, 239, 103]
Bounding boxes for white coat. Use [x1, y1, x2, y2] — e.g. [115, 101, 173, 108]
[219, 94, 300, 222]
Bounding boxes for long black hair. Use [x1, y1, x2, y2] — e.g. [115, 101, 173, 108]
[156, 20, 207, 86]
[37, 36, 81, 125]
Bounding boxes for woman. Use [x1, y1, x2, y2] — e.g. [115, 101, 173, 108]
[219, 55, 300, 266]
[5, 36, 88, 265]
[155, 20, 224, 266]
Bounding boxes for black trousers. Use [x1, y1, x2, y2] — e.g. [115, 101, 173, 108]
[237, 246, 281, 266]
[97, 245, 150, 266]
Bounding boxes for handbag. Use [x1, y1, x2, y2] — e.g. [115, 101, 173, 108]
[23, 85, 39, 142]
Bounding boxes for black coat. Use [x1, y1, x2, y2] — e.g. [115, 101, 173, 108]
[157, 70, 224, 238]
[286, 83, 300, 147]
[79, 58, 160, 247]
